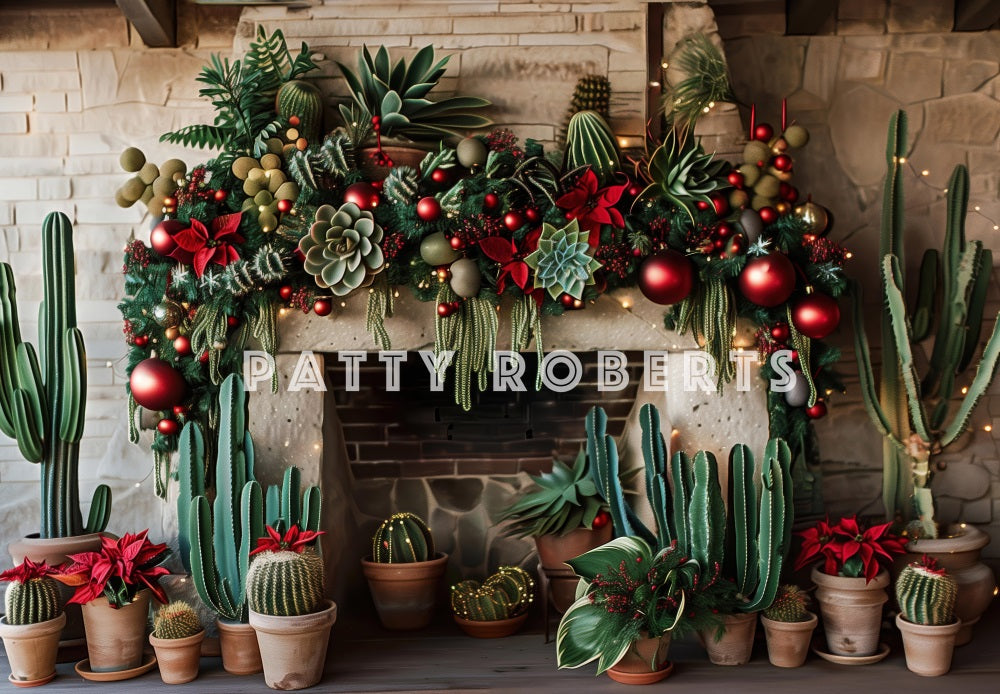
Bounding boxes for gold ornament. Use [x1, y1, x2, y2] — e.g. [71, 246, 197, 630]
[164, 326, 180, 340]
[152, 299, 183, 328]
[795, 200, 829, 236]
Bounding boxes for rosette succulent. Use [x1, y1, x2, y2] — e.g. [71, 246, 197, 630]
[299, 202, 385, 296]
[524, 220, 601, 300]
[641, 129, 727, 216]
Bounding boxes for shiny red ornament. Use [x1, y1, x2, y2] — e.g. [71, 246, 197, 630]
[711, 194, 729, 217]
[638, 250, 695, 306]
[627, 185, 642, 197]
[806, 401, 827, 420]
[758, 206, 778, 225]
[149, 219, 189, 262]
[312, 299, 332, 317]
[449, 236, 465, 250]
[437, 302, 455, 317]
[279, 285, 293, 300]
[172, 405, 189, 416]
[133, 335, 149, 347]
[772, 154, 793, 172]
[129, 358, 188, 411]
[213, 189, 227, 202]
[790, 350, 799, 363]
[592, 510, 611, 529]
[226, 316, 239, 328]
[525, 208, 539, 223]
[416, 196, 441, 222]
[754, 123, 774, 142]
[288, 115, 300, 126]
[276, 199, 292, 213]
[779, 183, 798, 204]
[430, 168, 448, 184]
[716, 222, 733, 239]
[695, 200, 711, 211]
[163, 196, 177, 209]
[770, 322, 790, 343]
[172, 335, 191, 356]
[483, 193, 500, 210]
[343, 182, 380, 211]
[503, 212, 524, 231]
[199, 351, 209, 364]
[738, 253, 795, 307]
[791, 292, 841, 339]
[727, 170, 745, 188]
[560, 293, 575, 307]
[157, 419, 179, 436]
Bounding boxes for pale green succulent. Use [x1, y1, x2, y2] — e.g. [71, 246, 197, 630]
[524, 220, 601, 300]
[299, 202, 385, 296]
[642, 129, 727, 216]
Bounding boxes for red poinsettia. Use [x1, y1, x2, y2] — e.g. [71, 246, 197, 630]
[54, 530, 170, 608]
[170, 212, 244, 277]
[0, 557, 59, 584]
[250, 524, 325, 557]
[555, 168, 628, 247]
[794, 515, 905, 582]
[478, 227, 542, 293]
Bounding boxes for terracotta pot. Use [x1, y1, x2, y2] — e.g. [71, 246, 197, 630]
[534, 526, 613, 612]
[358, 145, 429, 181]
[607, 633, 672, 685]
[9, 533, 103, 647]
[895, 613, 962, 677]
[249, 600, 336, 690]
[812, 567, 888, 657]
[361, 553, 448, 630]
[80, 589, 151, 672]
[761, 611, 817, 667]
[896, 524, 995, 645]
[0, 612, 66, 686]
[453, 612, 527, 638]
[700, 611, 758, 665]
[149, 630, 204, 685]
[216, 619, 263, 675]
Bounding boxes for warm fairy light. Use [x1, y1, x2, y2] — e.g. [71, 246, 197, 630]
[921, 169, 930, 176]
[340, 301, 347, 307]
[279, 308, 287, 316]
[975, 206, 981, 211]
[618, 137, 628, 148]
[984, 424, 992, 433]
[621, 299, 631, 309]
[962, 386, 969, 394]
[661, 61, 669, 69]
[898, 157, 907, 164]
[649, 81, 661, 88]
[845, 252, 853, 259]
[284, 440, 290, 447]
[313, 443, 320, 451]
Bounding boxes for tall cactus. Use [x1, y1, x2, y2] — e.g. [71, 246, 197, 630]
[854, 110, 1000, 538]
[0, 211, 111, 538]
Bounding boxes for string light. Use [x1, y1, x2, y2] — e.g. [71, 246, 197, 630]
[984, 424, 992, 433]
[904, 160, 999, 230]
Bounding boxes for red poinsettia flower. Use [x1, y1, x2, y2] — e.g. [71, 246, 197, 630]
[831, 515, 906, 582]
[0, 557, 59, 584]
[250, 524, 325, 556]
[478, 227, 542, 294]
[54, 530, 170, 607]
[793, 517, 837, 574]
[170, 212, 244, 277]
[555, 168, 628, 247]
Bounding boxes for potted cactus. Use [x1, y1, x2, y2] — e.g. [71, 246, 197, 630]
[854, 110, 999, 644]
[497, 449, 611, 612]
[336, 45, 491, 179]
[149, 602, 204, 685]
[450, 566, 535, 638]
[361, 512, 448, 630]
[0, 559, 66, 686]
[247, 525, 336, 690]
[895, 556, 962, 676]
[760, 585, 817, 668]
[562, 110, 622, 185]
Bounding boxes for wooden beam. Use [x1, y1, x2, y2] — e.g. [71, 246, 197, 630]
[955, 0, 1000, 30]
[115, 0, 176, 47]
[785, 0, 838, 35]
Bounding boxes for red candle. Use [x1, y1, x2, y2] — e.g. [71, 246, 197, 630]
[749, 103, 756, 140]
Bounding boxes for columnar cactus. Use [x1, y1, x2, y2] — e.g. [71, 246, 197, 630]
[896, 557, 958, 626]
[247, 549, 325, 617]
[563, 110, 621, 186]
[450, 567, 534, 621]
[0, 211, 111, 538]
[153, 601, 203, 639]
[763, 585, 810, 622]
[372, 512, 434, 563]
[854, 110, 1000, 538]
[4, 579, 62, 626]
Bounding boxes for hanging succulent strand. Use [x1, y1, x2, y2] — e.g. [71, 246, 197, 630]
[366, 278, 394, 349]
[434, 285, 498, 410]
[511, 294, 544, 390]
[788, 305, 817, 407]
[249, 303, 279, 392]
[674, 277, 736, 389]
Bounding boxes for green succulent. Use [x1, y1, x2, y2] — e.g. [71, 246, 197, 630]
[497, 449, 608, 537]
[524, 220, 601, 300]
[299, 202, 385, 296]
[642, 129, 727, 216]
[336, 45, 492, 143]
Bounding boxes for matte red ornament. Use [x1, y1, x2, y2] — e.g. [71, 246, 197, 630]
[638, 250, 695, 306]
[754, 123, 774, 142]
[727, 170, 745, 188]
[772, 154, 793, 172]
[312, 299, 333, 317]
[279, 285, 293, 300]
[791, 292, 841, 339]
[525, 208, 540, 223]
[503, 212, 524, 231]
[770, 322, 790, 343]
[157, 419, 179, 436]
[416, 196, 441, 222]
[483, 193, 499, 210]
[738, 253, 795, 307]
[276, 199, 292, 213]
[758, 206, 778, 225]
[343, 182, 380, 211]
[806, 401, 827, 419]
[226, 316, 239, 328]
[213, 189, 227, 202]
[134, 335, 149, 347]
[711, 194, 729, 217]
[129, 358, 188, 411]
[289, 115, 301, 127]
[172, 335, 191, 356]
[149, 219, 189, 262]
[430, 168, 448, 184]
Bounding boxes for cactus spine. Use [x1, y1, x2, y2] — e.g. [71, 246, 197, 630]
[854, 110, 1000, 538]
[247, 549, 325, 617]
[450, 567, 534, 621]
[896, 559, 957, 626]
[153, 601, 203, 639]
[372, 513, 434, 563]
[0, 212, 111, 538]
[559, 74, 611, 144]
[563, 110, 621, 186]
[763, 585, 810, 622]
[4, 578, 62, 625]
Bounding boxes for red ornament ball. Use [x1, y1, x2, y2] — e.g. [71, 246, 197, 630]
[754, 123, 774, 142]
[172, 405, 189, 416]
[312, 299, 333, 317]
[772, 154, 793, 172]
[560, 293, 575, 308]
[627, 184, 643, 197]
[638, 250, 695, 306]
[503, 212, 524, 231]
[738, 253, 795, 307]
[592, 510, 611, 529]
[770, 322, 790, 343]
[430, 168, 448, 184]
[226, 315, 239, 328]
[172, 335, 191, 356]
[449, 236, 465, 250]
[758, 206, 778, 225]
[483, 193, 499, 210]
[289, 115, 301, 127]
[437, 302, 455, 317]
[213, 189, 227, 202]
[157, 418, 180, 436]
[695, 200, 711, 212]
[727, 170, 745, 188]
[199, 351, 209, 364]
[163, 196, 177, 209]
[711, 194, 729, 217]
[416, 196, 441, 222]
[276, 199, 292, 213]
[343, 182, 380, 211]
[134, 335, 149, 348]
[149, 219, 189, 262]
[716, 222, 733, 239]
[779, 183, 798, 204]
[129, 358, 188, 411]
[279, 285, 293, 300]
[791, 292, 841, 339]
[806, 400, 828, 420]
[525, 208, 540, 223]
[294, 248, 306, 263]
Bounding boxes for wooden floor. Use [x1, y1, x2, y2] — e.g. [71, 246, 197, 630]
[8, 602, 1000, 693]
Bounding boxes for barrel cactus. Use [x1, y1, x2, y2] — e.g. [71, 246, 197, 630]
[896, 556, 958, 626]
[563, 110, 620, 185]
[523, 220, 601, 300]
[276, 80, 324, 143]
[247, 525, 326, 617]
[569, 75, 611, 118]
[450, 566, 534, 621]
[372, 512, 434, 563]
[299, 202, 385, 296]
[764, 584, 810, 622]
[0, 559, 62, 626]
[153, 601, 203, 639]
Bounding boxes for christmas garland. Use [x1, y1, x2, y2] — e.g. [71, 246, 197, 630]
[117, 30, 848, 498]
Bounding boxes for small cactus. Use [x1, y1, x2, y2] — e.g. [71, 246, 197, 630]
[0, 558, 62, 626]
[450, 566, 535, 621]
[372, 513, 434, 563]
[559, 74, 612, 144]
[896, 555, 958, 626]
[763, 585, 810, 622]
[246, 525, 326, 617]
[153, 601, 203, 639]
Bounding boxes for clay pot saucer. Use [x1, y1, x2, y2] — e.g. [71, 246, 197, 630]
[74, 653, 157, 682]
[453, 612, 528, 638]
[606, 660, 674, 685]
[811, 641, 890, 666]
[8, 672, 56, 688]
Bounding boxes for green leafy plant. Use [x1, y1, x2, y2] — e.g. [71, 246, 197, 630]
[524, 220, 601, 300]
[371, 512, 434, 563]
[661, 34, 735, 136]
[497, 449, 609, 538]
[450, 566, 535, 621]
[299, 202, 386, 295]
[0, 559, 63, 625]
[153, 601, 203, 639]
[763, 584, 810, 622]
[896, 555, 957, 626]
[639, 129, 728, 218]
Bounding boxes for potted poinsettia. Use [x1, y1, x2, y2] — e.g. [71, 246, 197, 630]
[0, 559, 66, 686]
[795, 516, 905, 659]
[55, 530, 170, 674]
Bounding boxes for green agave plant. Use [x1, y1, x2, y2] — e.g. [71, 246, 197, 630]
[641, 129, 727, 217]
[336, 45, 492, 143]
[497, 449, 608, 538]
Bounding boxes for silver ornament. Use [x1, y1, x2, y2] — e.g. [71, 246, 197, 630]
[152, 300, 183, 328]
[449, 258, 481, 298]
[784, 371, 810, 408]
[456, 137, 488, 169]
[739, 208, 763, 244]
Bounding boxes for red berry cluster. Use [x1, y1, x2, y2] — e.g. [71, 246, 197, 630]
[382, 231, 407, 262]
[485, 128, 522, 157]
[453, 212, 505, 248]
[595, 242, 632, 279]
[756, 322, 793, 358]
[288, 287, 313, 313]
[174, 167, 218, 206]
[123, 239, 151, 270]
[805, 236, 848, 265]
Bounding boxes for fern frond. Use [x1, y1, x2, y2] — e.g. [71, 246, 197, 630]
[160, 124, 227, 150]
